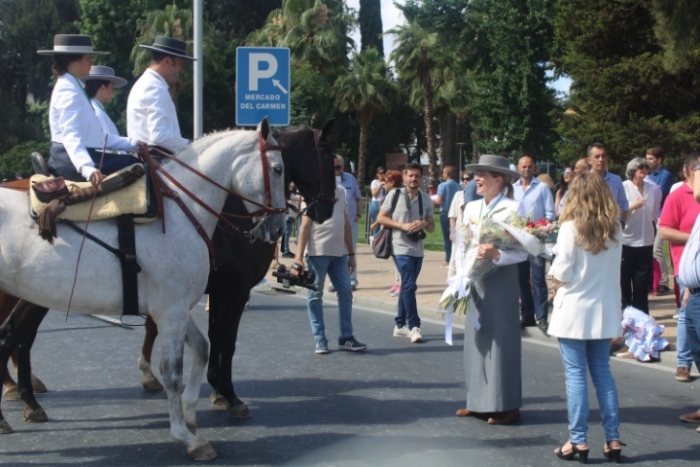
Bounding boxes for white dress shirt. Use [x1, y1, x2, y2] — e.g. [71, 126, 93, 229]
[127, 69, 189, 153]
[622, 179, 660, 247]
[548, 221, 622, 340]
[49, 74, 137, 179]
[91, 98, 120, 137]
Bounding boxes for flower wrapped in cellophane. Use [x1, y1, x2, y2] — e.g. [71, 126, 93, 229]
[510, 217, 559, 260]
[439, 209, 542, 327]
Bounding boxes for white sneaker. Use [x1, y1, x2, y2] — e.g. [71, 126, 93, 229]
[410, 327, 423, 343]
[393, 325, 409, 338]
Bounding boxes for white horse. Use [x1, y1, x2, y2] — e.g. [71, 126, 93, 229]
[0, 119, 286, 460]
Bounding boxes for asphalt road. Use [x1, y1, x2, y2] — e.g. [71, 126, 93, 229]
[0, 288, 698, 466]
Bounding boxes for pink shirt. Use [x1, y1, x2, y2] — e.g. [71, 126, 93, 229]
[658, 183, 700, 271]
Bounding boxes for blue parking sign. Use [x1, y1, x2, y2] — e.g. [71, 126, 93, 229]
[236, 47, 291, 126]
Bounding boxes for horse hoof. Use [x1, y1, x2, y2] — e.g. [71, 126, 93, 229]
[3, 386, 20, 401]
[141, 377, 164, 392]
[31, 375, 48, 393]
[23, 407, 48, 422]
[209, 392, 230, 410]
[0, 419, 13, 434]
[187, 441, 217, 461]
[227, 403, 252, 419]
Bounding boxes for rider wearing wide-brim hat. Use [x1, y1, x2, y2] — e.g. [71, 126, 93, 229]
[82, 66, 128, 138]
[127, 36, 196, 154]
[39, 34, 141, 186]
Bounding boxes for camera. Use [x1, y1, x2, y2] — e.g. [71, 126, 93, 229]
[406, 230, 427, 242]
[272, 264, 318, 291]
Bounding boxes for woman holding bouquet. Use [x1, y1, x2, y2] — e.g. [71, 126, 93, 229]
[548, 172, 623, 463]
[455, 155, 527, 425]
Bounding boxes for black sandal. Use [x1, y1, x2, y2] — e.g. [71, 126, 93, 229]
[555, 441, 589, 464]
[603, 441, 626, 463]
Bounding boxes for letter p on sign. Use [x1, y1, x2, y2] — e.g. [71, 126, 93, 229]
[249, 53, 278, 91]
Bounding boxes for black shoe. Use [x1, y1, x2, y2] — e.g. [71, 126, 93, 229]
[537, 320, 549, 335]
[656, 285, 671, 296]
[555, 442, 589, 464]
[338, 336, 367, 352]
[281, 252, 295, 258]
[603, 441, 625, 463]
[520, 317, 536, 329]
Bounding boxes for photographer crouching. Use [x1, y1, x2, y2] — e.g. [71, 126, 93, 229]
[377, 163, 435, 343]
[290, 185, 367, 354]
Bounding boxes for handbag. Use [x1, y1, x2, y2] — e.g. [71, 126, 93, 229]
[31, 176, 69, 203]
[371, 188, 402, 259]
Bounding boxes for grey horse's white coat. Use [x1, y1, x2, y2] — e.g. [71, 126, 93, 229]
[0, 121, 286, 460]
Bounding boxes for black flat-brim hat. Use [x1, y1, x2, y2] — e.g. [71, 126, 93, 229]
[465, 155, 521, 180]
[82, 66, 128, 88]
[37, 34, 109, 56]
[139, 35, 196, 61]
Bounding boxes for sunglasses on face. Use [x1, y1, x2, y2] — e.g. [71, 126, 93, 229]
[334, 165, 343, 170]
[563, 171, 572, 175]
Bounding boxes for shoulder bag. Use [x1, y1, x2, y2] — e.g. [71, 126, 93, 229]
[371, 188, 402, 259]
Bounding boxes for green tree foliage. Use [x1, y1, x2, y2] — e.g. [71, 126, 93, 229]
[290, 62, 334, 126]
[0, 141, 51, 178]
[359, 0, 383, 54]
[466, 0, 558, 159]
[554, 0, 700, 172]
[333, 48, 398, 185]
[647, 0, 700, 73]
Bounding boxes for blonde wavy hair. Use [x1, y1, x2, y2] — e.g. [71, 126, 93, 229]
[558, 172, 619, 254]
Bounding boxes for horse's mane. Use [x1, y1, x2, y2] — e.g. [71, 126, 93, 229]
[159, 128, 254, 168]
[272, 124, 312, 139]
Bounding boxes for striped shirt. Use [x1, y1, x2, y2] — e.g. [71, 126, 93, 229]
[678, 214, 700, 289]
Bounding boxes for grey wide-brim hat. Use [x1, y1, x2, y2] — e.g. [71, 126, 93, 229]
[139, 35, 196, 61]
[37, 34, 109, 56]
[82, 66, 127, 88]
[465, 155, 520, 180]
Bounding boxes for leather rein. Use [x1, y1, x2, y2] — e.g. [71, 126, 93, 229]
[137, 131, 284, 264]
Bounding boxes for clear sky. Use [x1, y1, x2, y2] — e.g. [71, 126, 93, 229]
[346, 0, 571, 95]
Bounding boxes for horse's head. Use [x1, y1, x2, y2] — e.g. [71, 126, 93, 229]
[229, 118, 286, 243]
[274, 119, 337, 224]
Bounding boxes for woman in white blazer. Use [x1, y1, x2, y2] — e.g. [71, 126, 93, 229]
[38, 35, 139, 185]
[548, 172, 624, 464]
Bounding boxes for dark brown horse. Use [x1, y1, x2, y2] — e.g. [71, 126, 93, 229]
[0, 121, 336, 429]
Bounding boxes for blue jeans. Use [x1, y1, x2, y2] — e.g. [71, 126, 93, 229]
[684, 292, 700, 372]
[440, 212, 451, 263]
[349, 222, 359, 286]
[518, 256, 548, 322]
[558, 338, 620, 445]
[306, 255, 354, 342]
[369, 200, 380, 236]
[394, 255, 423, 330]
[676, 279, 693, 368]
[281, 218, 294, 254]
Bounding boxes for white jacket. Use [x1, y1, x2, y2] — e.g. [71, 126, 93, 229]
[49, 74, 137, 179]
[126, 69, 189, 153]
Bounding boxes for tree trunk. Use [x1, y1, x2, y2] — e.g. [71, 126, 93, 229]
[421, 82, 438, 185]
[357, 113, 372, 187]
[437, 107, 449, 171]
[445, 111, 457, 169]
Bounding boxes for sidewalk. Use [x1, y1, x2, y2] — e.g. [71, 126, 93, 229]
[266, 242, 683, 371]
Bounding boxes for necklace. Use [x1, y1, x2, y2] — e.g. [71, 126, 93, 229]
[478, 193, 504, 219]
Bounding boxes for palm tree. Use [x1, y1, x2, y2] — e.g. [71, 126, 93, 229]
[386, 22, 439, 184]
[333, 48, 397, 186]
[247, 0, 354, 75]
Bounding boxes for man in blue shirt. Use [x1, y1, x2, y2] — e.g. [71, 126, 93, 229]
[588, 143, 629, 223]
[647, 147, 676, 295]
[432, 166, 460, 266]
[332, 156, 363, 290]
[513, 155, 556, 332]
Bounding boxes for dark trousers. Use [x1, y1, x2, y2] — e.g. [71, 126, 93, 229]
[48, 144, 140, 182]
[440, 211, 451, 263]
[518, 256, 548, 322]
[620, 244, 653, 313]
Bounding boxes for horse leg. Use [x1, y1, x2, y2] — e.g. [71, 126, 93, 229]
[158, 313, 215, 460]
[3, 364, 19, 400]
[138, 316, 163, 391]
[206, 292, 225, 408]
[14, 302, 49, 422]
[8, 350, 47, 394]
[208, 287, 251, 419]
[183, 316, 209, 433]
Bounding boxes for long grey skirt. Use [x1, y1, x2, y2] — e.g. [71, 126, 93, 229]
[464, 264, 521, 412]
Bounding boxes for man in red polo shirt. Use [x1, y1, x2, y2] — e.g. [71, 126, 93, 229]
[660, 152, 700, 383]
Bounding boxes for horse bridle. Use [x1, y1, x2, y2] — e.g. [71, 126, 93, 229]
[138, 131, 285, 263]
[294, 129, 336, 217]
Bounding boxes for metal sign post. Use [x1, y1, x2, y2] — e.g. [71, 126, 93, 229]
[236, 47, 291, 126]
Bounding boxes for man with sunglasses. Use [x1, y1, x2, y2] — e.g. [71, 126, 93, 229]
[330, 156, 363, 291]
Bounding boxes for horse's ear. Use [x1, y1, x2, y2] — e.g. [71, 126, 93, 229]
[320, 119, 335, 141]
[258, 117, 271, 141]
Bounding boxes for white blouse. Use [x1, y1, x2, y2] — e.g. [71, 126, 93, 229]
[548, 221, 623, 340]
[461, 196, 528, 267]
[127, 69, 189, 153]
[622, 179, 660, 247]
[91, 98, 120, 137]
[49, 74, 137, 179]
